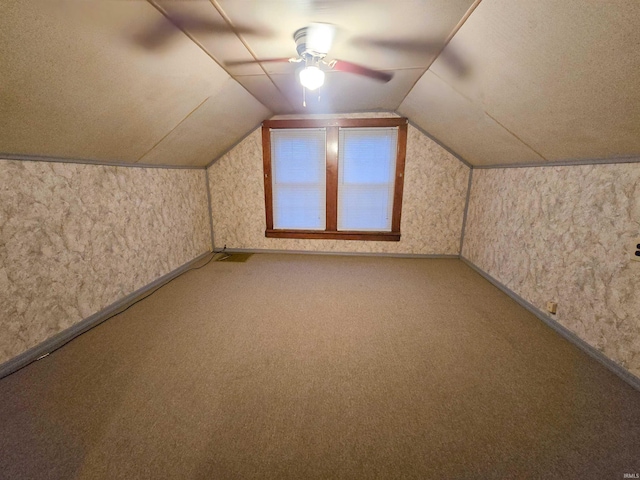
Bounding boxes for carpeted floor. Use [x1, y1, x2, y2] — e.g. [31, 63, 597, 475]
[1, 254, 639, 479]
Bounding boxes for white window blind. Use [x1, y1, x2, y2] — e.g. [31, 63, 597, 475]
[338, 127, 397, 232]
[271, 128, 326, 230]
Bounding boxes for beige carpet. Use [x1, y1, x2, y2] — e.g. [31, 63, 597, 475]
[1, 254, 639, 479]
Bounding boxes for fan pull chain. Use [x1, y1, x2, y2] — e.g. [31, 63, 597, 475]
[301, 86, 323, 108]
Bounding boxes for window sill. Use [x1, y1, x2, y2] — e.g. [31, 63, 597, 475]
[265, 229, 401, 241]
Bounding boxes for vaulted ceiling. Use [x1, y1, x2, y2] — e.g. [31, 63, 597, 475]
[1, 0, 639, 168]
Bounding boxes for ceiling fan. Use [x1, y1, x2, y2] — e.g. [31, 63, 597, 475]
[225, 23, 393, 93]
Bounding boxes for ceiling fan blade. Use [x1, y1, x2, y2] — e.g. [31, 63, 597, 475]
[330, 60, 393, 83]
[134, 14, 265, 50]
[352, 37, 469, 77]
[224, 58, 295, 67]
[353, 37, 443, 53]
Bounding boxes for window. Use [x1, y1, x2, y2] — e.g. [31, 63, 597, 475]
[262, 118, 407, 241]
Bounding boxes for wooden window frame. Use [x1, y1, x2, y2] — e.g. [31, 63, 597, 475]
[262, 117, 407, 241]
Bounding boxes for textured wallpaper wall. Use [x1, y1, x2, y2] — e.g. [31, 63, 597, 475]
[0, 160, 211, 365]
[463, 164, 640, 378]
[207, 124, 470, 255]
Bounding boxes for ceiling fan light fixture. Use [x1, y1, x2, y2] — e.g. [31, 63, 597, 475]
[299, 65, 325, 91]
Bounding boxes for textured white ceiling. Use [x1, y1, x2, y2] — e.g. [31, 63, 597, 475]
[1, 0, 638, 167]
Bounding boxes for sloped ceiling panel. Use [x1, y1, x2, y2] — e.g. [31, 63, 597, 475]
[234, 76, 297, 114]
[410, 0, 640, 165]
[399, 71, 542, 166]
[0, 0, 270, 167]
[139, 79, 270, 167]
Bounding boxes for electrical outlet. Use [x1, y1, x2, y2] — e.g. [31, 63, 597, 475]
[546, 301, 558, 315]
[633, 238, 640, 262]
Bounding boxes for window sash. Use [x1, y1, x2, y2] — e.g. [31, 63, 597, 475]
[338, 127, 398, 232]
[270, 128, 326, 230]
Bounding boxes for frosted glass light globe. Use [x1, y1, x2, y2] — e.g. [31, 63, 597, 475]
[299, 66, 325, 91]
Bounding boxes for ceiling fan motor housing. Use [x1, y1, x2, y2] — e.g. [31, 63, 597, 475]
[293, 27, 327, 59]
